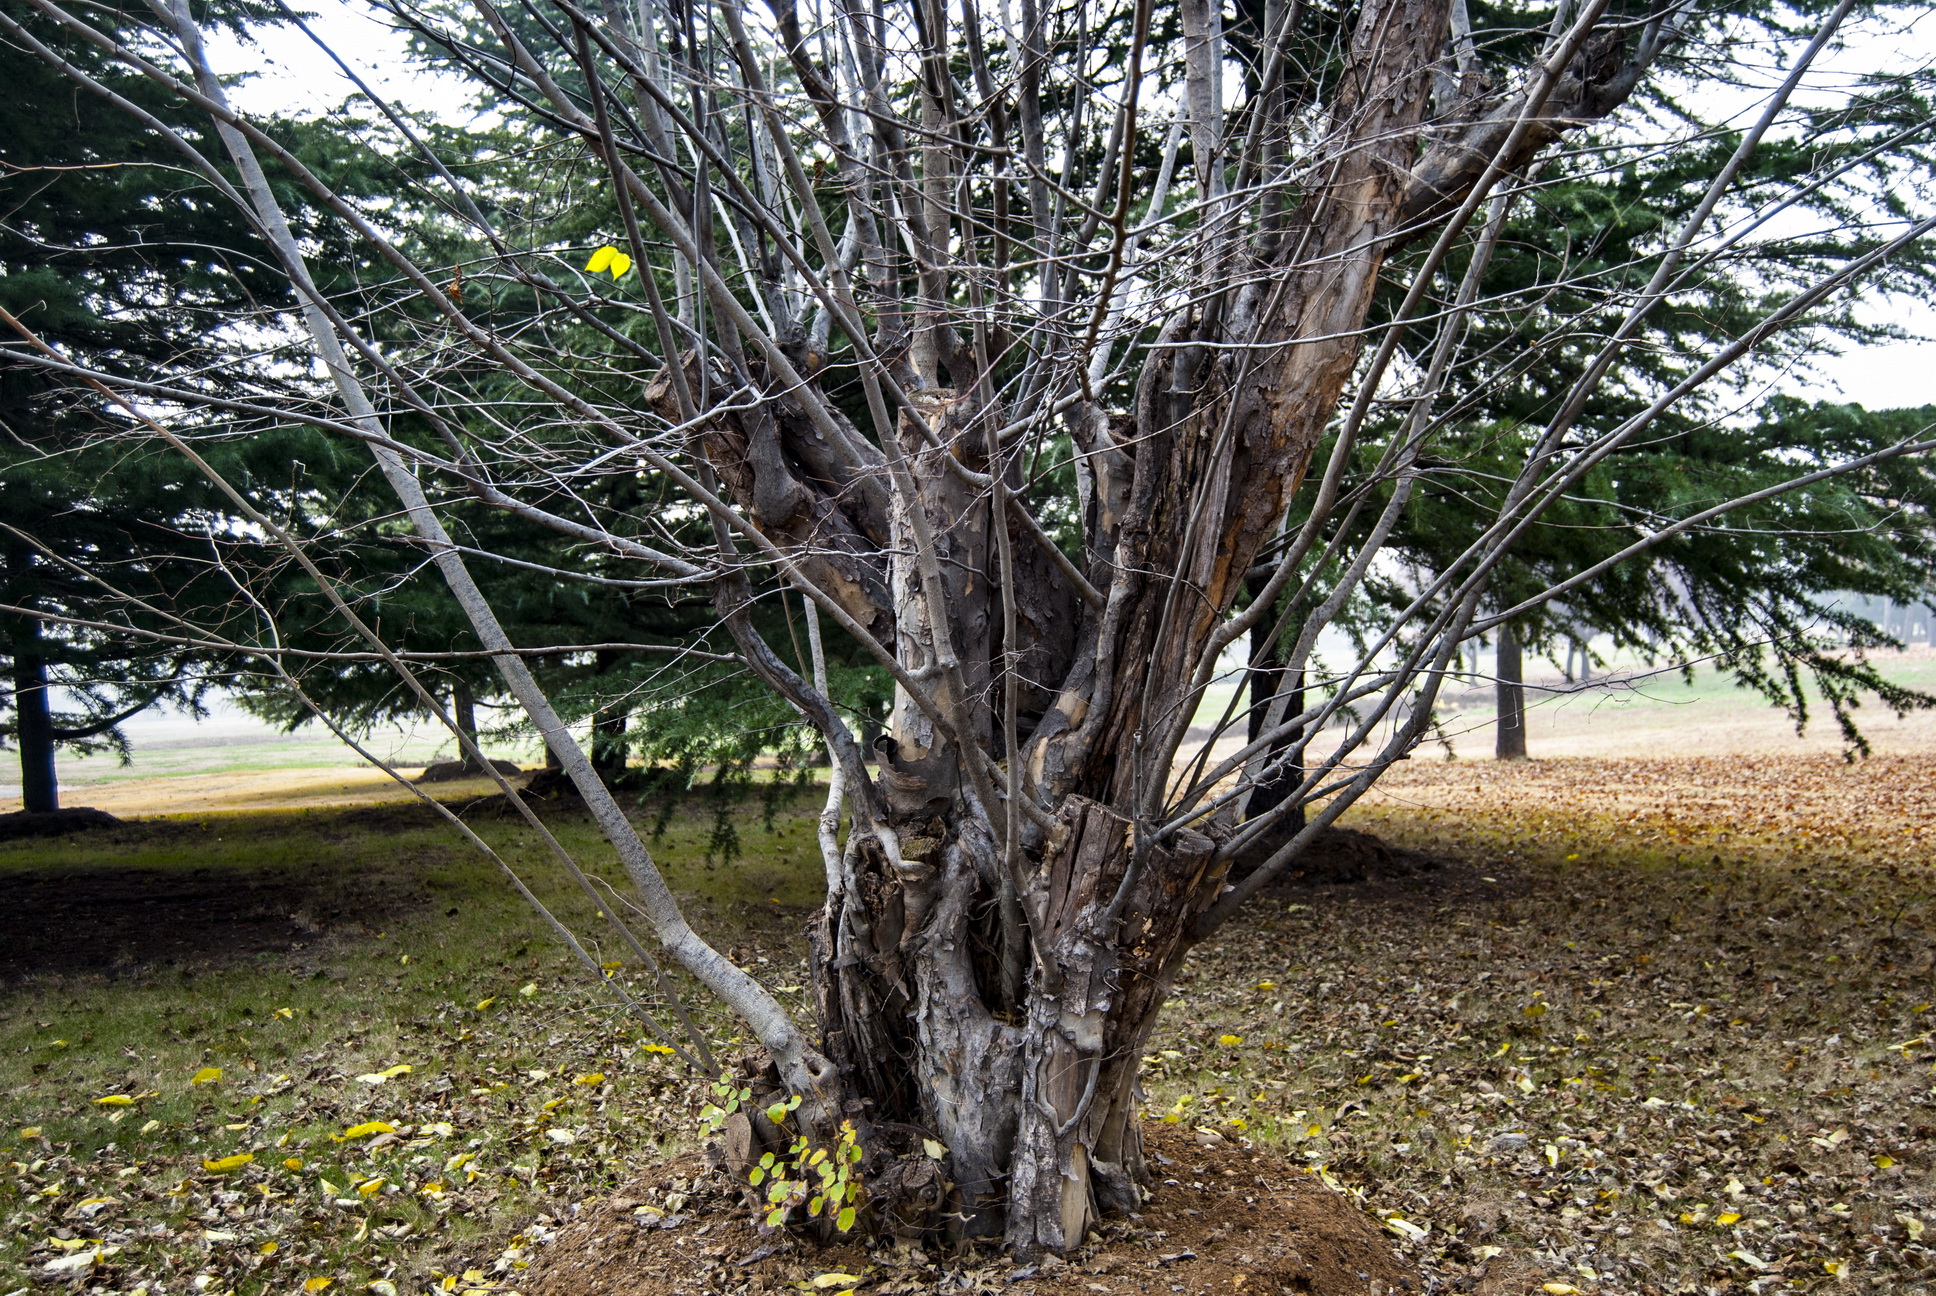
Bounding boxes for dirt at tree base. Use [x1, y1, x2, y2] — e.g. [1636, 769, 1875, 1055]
[416, 758, 526, 782]
[0, 806, 124, 841]
[0, 858, 430, 980]
[522, 1127, 1418, 1296]
[1231, 823, 1442, 888]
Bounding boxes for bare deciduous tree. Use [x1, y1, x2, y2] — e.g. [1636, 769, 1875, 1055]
[7, 0, 1935, 1255]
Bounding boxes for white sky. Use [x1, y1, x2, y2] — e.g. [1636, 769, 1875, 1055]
[206, 0, 1936, 410]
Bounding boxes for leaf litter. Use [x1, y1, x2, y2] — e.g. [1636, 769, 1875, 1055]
[0, 753, 1930, 1294]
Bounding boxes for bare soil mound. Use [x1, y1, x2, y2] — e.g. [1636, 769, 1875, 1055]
[0, 806, 124, 841]
[416, 758, 525, 783]
[524, 1127, 1417, 1296]
[1231, 823, 1442, 887]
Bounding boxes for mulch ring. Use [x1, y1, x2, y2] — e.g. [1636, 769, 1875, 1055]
[0, 813, 434, 981]
[522, 1126, 1419, 1296]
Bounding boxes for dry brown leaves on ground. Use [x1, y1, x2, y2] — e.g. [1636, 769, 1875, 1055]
[6, 754, 1933, 1296]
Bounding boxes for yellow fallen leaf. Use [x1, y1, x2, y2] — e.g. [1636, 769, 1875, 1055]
[305, 1278, 334, 1292]
[519, 983, 537, 998]
[1542, 1286, 1583, 1295]
[474, 998, 495, 1011]
[139, 1120, 160, 1134]
[284, 1157, 304, 1170]
[190, 1068, 222, 1086]
[20, 1126, 42, 1138]
[1717, 1211, 1742, 1225]
[94, 1095, 135, 1106]
[463, 1270, 487, 1284]
[1873, 1154, 1895, 1168]
[1217, 1034, 1243, 1046]
[573, 1073, 604, 1086]
[357, 1178, 386, 1197]
[641, 1044, 674, 1055]
[584, 246, 616, 274]
[202, 1154, 254, 1173]
[319, 1179, 341, 1196]
[335, 1122, 397, 1141]
[273, 1008, 294, 1020]
[260, 1242, 278, 1255]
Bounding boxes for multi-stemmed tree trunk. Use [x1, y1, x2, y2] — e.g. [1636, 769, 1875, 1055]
[16, 0, 1932, 1259]
[659, 0, 1662, 1249]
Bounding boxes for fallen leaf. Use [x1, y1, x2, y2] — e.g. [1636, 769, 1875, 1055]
[334, 1121, 397, 1141]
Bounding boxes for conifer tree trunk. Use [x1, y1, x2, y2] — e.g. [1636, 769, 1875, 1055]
[13, 620, 59, 813]
[1496, 624, 1527, 760]
[453, 680, 482, 772]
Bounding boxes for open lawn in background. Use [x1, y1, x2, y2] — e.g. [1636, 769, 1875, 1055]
[3, 753, 1932, 1294]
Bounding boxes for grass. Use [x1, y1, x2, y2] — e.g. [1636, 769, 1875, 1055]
[0, 785, 828, 1296]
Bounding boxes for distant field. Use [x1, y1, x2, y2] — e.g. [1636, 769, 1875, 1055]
[5, 649, 1933, 817]
[0, 703, 545, 816]
[1430, 646, 1936, 758]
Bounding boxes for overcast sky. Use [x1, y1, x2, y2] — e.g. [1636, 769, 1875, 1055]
[204, 0, 1935, 410]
